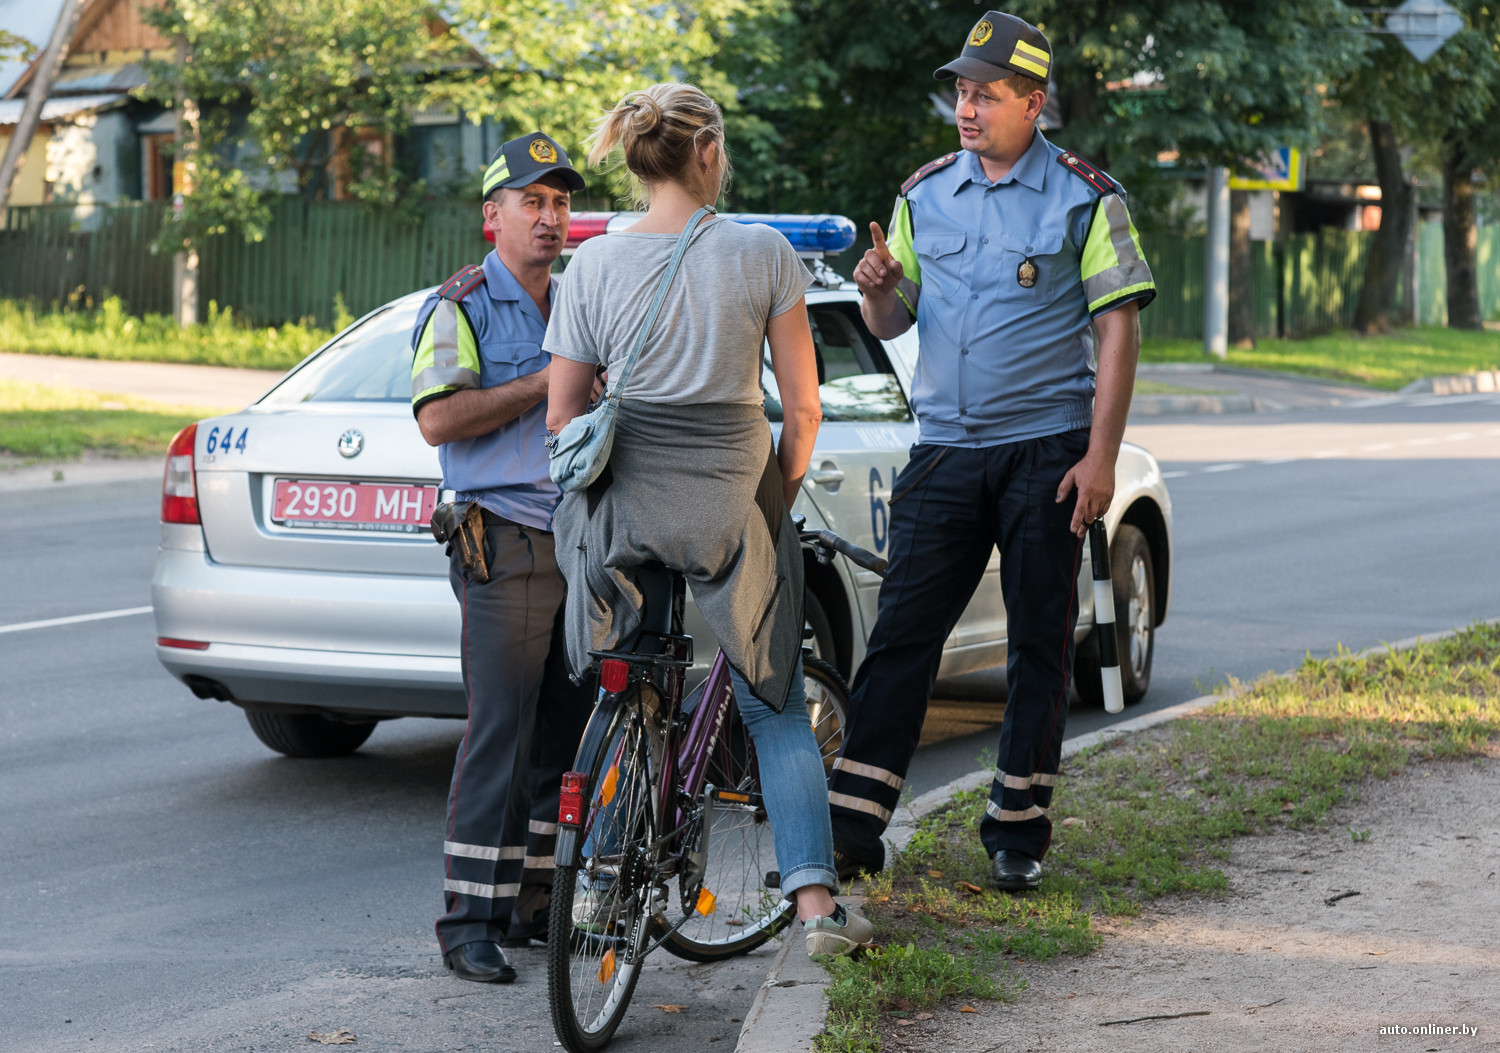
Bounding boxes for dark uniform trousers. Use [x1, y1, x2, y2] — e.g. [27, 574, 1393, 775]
[437, 513, 593, 953]
[828, 430, 1088, 866]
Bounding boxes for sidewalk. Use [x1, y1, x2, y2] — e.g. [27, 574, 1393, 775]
[736, 629, 1500, 1053]
[0, 351, 278, 409]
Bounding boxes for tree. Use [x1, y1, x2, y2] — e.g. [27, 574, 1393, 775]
[0, 30, 37, 64]
[140, 0, 474, 247]
[734, 2, 1367, 235]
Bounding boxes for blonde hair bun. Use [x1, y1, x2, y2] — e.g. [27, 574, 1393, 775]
[587, 82, 730, 207]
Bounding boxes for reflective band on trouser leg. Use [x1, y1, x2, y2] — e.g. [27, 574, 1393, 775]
[1088, 520, 1124, 714]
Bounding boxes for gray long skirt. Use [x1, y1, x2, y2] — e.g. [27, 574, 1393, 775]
[552, 400, 804, 712]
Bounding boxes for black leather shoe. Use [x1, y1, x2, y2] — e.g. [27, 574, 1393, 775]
[834, 849, 883, 884]
[443, 940, 517, 983]
[990, 850, 1042, 891]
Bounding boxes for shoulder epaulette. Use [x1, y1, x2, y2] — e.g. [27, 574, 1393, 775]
[1056, 151, 1120, 196]
[437, 264, 486, 302]
[901, 152, 961, 196]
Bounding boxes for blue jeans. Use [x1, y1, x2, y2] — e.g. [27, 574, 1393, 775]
[730, 668, 839, 896]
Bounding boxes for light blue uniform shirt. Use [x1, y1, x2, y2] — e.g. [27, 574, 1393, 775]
[410, 252, 561, 531]
[893, 131, 1149, 448]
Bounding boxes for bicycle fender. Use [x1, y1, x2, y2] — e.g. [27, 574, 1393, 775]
[555, 688, 628, 869]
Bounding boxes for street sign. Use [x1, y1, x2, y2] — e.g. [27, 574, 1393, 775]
[1386, 0, 1464, 63]
[1228, 147, 1304, 192]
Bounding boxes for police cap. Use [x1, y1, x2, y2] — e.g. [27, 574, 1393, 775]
[934, 11, 1052, 85]
[481, 132, 585, 200]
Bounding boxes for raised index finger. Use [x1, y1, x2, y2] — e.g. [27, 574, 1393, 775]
[869, 221, 891, 261]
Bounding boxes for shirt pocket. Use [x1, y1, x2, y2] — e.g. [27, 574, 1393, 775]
[480, 339, 546, 386]
[996, 231, 1067, 302]
[913, 231, 967, 299]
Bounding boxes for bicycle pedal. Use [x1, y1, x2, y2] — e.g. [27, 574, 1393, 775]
[764, 870, 781, 889]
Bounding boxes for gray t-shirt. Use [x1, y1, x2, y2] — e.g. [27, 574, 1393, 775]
[544, 220, 813, 405]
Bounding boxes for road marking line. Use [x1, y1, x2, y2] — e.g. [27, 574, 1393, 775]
[1488, 428, 1500, 436]
[1407, 436, 1441, 446]
[1362, 443, 1396, 452]
[1203, 463, 1244, 473]
[1445, 432, 1475, 442]
[1259, 457, 1300, 465]
[1160, 470, 1189, 479]
[0, 606, 153, 635]
[1312, 450, 1346, 459]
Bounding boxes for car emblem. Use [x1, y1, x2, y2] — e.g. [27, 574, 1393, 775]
[337, 429, 364, 458]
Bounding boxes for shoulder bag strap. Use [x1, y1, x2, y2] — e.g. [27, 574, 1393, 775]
[603, 204, 716, 406]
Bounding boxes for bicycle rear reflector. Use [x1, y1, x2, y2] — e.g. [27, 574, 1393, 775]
[558, 771, 586, 826]
[600, 658, 630, 693]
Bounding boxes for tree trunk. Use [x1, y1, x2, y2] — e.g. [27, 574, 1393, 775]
[1228, 189, 1255, 347]
[1441, 134, 1483, 331]
[1353, 120, 1415, 335]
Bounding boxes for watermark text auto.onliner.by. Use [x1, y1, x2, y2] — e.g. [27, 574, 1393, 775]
[1379, 1024, 1480, 1037]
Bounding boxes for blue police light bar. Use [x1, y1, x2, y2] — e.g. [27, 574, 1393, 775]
[562, 211, 857, 255]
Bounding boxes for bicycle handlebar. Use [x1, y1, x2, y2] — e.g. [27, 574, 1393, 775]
[799, 529, 889, 577]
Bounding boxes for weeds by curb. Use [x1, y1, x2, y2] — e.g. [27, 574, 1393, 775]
[815, 623, 1500, 1053]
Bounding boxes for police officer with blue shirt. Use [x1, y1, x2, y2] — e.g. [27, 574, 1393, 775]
[410, 132, 594, 982]
[828, 12, 1155, 891]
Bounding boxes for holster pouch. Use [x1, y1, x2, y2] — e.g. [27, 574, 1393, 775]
[431, 500, 490, 584]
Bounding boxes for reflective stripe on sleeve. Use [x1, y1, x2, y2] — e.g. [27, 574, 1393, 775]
[1081, 193, 1155, 314]
[887, 196, 921, 318]
[444, 878, 522, 899]
[411, 299, 481, 407]
[832, 757, 905, 789]
[529, 820, 558, 836]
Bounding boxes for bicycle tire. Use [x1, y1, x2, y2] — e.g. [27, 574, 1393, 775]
[547, 685, 665, 1053]
[658, 654, 851, 963]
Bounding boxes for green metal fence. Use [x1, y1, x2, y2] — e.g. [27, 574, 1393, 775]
[0, 202, 1493, 336]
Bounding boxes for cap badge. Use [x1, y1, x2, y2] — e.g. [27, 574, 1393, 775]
[1017, 258, 1038, 289]
[968, 19, 993, 46]
[529, 138, 558, 164]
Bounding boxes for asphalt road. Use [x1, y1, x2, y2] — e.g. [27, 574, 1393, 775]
[5, 386, 1500, 1051]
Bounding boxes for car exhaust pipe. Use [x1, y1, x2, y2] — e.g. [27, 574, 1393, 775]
[183, 675, 235, 702]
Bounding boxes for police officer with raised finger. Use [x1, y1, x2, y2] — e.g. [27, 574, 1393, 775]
[828, 12, 1155, 891]
[410, 132, 594, 982]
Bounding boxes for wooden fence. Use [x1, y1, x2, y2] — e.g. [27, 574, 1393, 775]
[0, 200, 1492, 336]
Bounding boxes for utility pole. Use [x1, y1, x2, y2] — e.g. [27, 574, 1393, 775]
[1202, 165, 1230, 359]
[172, 33, 199, 327]
[0, 0, 84, 210]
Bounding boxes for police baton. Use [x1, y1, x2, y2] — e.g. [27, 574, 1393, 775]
[1087, 519, 1125, 714]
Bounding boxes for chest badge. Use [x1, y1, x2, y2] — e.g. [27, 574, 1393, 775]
[1017, 258, 1038, 288]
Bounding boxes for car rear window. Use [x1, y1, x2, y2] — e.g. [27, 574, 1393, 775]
[260, 300, 422, 404]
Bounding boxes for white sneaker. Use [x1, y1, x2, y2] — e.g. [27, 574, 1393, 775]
[804, 904, 873, 956]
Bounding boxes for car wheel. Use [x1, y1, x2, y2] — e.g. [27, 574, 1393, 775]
[1074, 524, 1155, 708]
[243, 709, 378, 758]
[803, 589, 836, 665]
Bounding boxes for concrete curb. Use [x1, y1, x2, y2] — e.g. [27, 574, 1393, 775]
[1400, 370, 1500, 396]
[1129, 393, 1258, 417]
[736, 619, 1497, 1053]
[0, 456, 161, 493]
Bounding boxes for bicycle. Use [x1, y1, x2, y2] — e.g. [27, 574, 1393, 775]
[545, 525, 888, 1053]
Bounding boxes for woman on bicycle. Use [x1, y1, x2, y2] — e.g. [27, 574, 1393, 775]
[544, 81, 870, 957]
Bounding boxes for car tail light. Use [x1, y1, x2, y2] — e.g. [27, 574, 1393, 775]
[161, 423, 200, 524]
[157, 637, 210, 650]
[599, 658, 630, 694]
[558, 771, 587, 826]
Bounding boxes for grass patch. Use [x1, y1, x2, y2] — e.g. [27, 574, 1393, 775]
[1141, 326, 1500, 390]
[0, 379, 230, 461]
[0, 295, 338, 372]
[817, 622, 1500, 1052]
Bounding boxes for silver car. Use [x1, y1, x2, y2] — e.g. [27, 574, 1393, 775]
[151, 253, 1173, 756]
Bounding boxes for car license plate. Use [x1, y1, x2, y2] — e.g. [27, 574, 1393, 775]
[271, 479, 438, 533]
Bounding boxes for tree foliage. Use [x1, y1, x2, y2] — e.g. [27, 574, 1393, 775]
[1, 29, 37, 64]
[733, 1, 1368, 231]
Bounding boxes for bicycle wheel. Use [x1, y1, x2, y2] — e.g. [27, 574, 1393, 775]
[548, 685, 666, 1053]
[659, 655, 851, 962]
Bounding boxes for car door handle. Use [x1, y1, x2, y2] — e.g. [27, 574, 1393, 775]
[809, 467, 845, 488]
